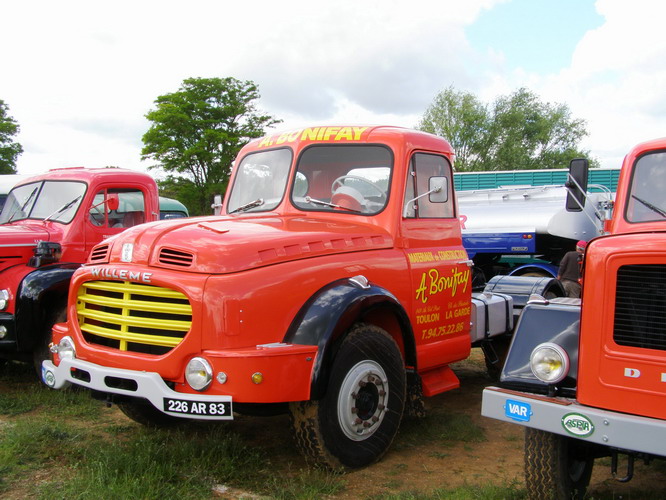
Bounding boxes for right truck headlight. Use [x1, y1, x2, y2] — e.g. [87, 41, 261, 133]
[0, 289, 9, 310]
[530, 342, 569, 384]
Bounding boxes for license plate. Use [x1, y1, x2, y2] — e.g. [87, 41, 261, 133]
[163, 398, 232, 417]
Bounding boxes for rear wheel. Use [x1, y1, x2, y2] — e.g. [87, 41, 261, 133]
[117, 398, 188, 428]
[290, 323, 405, 469]
[524, 427, 594, 500]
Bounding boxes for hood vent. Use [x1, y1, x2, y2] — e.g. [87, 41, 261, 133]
[159, 247, 194, 267]
[90, 244, 109, 263]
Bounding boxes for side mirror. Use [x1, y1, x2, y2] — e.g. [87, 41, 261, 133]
[429, 177, 449, 203]
[211, 194, 223, 216]
[565, 158, 589, 212]
[107, 193, 120, 211]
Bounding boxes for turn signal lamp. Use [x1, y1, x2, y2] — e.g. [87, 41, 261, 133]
[251, 372, 264, 384]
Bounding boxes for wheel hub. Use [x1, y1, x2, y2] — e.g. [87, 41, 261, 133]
[338, 360, 389, 441]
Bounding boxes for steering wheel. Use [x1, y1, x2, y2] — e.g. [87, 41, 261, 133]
[332, 175, 386, 200]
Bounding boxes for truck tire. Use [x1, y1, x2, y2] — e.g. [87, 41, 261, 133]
[524, 427, 594, 500]
[117, 398, 188, 428]
[33, 303, 66, 382]
[290, 323, 405, 469]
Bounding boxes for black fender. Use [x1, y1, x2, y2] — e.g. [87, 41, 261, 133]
[15, 263, 80, 352]
[499, 297, 580, 397]
[283, 277, 414, 400]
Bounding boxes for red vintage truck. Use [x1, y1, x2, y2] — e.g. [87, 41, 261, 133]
[481, 137, 666, 499]
[0, 167, 187, 372]
[42, 126, 561, 469]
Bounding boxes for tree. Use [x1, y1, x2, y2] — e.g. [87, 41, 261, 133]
[142, 77, 281, 215]
[488, 88, 590, 171]
[417, 87, 492, 171]
[418, 87, 594, 171]
[0, 100, 23, 174]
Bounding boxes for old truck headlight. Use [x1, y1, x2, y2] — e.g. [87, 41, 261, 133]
[530, 342, 569, 383]
[185, 357, 213, 391]
[53, 336, 77, 360]
[0, 289, 9, 310]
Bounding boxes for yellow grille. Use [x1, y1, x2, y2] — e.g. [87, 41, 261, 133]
[77, 280, 192, 354]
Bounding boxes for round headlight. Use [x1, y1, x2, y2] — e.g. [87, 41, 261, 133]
[0, 289, 9, 310]
[185, 357, 213, 391]
[530, 342, 569, 384]
[57, 336, 77, 360]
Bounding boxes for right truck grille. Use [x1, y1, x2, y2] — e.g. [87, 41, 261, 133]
[76, 280, 192, 355]
[614, 264, 666, 351]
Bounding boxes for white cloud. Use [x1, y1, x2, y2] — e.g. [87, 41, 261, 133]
[9, 0, 666, 176]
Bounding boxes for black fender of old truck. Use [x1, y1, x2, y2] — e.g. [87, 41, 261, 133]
[283, 277, 415, 400]
[14, 263, 80, 352]
[499, 297, 581, 397]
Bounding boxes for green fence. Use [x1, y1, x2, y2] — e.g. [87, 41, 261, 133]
[454, 168, 619, 192]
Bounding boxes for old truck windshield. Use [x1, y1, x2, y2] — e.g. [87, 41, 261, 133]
[292, 145, 392, 215]
[0, 181, 87, 224]
[626, 151, 666, 222]
[226, 148, 293, 214]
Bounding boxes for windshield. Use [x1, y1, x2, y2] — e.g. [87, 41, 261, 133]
[291, 145, 392, 215]
[0, 181, 87, 224]
[626, 151, 666, 222]
[226, 148, 293, 214]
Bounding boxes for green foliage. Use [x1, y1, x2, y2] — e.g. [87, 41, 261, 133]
[142, 77, 281, 215]
[418, 87, 492, 171]
[418, 87, 596, 171]
[0, 99, 23, 174]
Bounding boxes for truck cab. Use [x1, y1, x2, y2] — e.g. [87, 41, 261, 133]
[0, 167, 159, 369]
[481, 138, 666, 499]
[42, 126, 530, 470]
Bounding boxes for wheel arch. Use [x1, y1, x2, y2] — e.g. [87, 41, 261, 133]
[15, 264, 79, 352]
[283, 277, 415, 400]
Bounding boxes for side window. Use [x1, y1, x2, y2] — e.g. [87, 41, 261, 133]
[403, 153, 454, 218]
[88, 189, 146, 228]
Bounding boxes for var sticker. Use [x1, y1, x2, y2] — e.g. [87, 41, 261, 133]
[505, 399, 531, 422]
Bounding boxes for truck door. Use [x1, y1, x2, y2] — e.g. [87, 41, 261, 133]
[85, 188, 148, 255]
[401, 152, 472, 372]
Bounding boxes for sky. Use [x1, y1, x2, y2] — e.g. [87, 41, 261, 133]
[2, 0, 666, 176]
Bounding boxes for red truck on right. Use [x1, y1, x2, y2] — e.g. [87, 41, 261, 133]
[481, 137, 666, 499]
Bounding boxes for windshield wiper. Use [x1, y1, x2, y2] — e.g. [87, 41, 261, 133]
[632, 195, 666, 218]
[7, 186, 39, 223]
[229, 198, 264, 214]
[44, 195, 83, 222]
[304, 196, 363, 213]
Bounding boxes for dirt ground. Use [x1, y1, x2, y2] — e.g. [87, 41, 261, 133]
[229, 349, 666, 498]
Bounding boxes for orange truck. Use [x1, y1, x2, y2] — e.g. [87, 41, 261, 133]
[42, 126, 560, 469]
[481, 137, 666, 499]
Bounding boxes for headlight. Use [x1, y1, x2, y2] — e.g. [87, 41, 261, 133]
[55, 336, 77, 360]
[0, 289, 9, 310]
[185, 357, 213, 391]
[530, 342, 569, 384]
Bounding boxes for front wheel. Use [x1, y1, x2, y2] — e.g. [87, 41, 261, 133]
[117, 397, 188, 428]
[290, 323, 405, 469]
[524, 427, 594, 500]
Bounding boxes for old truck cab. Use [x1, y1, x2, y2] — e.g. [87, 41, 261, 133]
[44, 126, 525, 469]
[481, 138, 666, 499]
[0, 167, 159, 370]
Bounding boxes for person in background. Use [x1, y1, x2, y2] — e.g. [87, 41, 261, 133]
[557, 240, 587, 298]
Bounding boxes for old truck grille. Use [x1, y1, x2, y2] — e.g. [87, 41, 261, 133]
[77, 280, 192, 355]
[614, 264, 666, 351]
